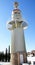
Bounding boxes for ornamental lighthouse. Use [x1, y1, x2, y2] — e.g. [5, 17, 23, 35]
[7, 2, 28, 65]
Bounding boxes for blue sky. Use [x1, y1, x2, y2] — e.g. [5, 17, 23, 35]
[0, 0, 35, 52]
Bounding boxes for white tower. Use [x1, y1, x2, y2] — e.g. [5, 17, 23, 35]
[7, 2, 28, 65]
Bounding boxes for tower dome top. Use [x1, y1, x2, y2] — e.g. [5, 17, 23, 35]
[14, 2, 19, 8]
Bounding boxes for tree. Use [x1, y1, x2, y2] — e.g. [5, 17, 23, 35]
[7, 45, 10, 62]
[5, 48, 7, 62]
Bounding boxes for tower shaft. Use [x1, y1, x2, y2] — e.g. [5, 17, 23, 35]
[10, 27, 27, 65]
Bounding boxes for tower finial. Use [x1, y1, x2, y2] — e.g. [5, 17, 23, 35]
[14, 2, 19, 8]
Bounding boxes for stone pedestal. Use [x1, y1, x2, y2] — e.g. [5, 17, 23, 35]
[23, 52, 27, 63]
[17, 53, 20, 65]
[10, 52, 27, 65]
[10, 53, 18, 65]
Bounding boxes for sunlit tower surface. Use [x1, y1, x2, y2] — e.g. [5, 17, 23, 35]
[7, 2, 28, 65]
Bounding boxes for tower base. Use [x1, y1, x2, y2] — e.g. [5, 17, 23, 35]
[10, 52, 27, 65]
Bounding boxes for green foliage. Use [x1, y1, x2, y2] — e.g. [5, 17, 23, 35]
[0, 45, 10, 62]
